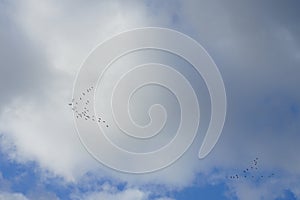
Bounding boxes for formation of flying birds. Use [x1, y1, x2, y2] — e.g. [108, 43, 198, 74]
[227, 158, 275, 181]
[69, 86, 109, 128]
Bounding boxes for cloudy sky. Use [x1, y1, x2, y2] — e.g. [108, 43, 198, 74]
[0, 0, 300, 199]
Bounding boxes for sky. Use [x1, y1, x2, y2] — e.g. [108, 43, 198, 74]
[0, 0, 300, 199]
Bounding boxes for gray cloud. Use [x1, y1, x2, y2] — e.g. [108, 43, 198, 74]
[0, 0, 300, 199]
[0, 4, 56, 111]
[179, 0, 300, 198]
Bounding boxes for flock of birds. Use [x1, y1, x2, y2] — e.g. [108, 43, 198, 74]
[69, 89, 275, 183]
[69, 86, 110, 128]
[227, 157, 275, 181]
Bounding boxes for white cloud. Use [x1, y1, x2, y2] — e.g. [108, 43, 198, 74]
[82, 189, 147, 200]
[0, 190, 60, 200]
[0, 0, 202, 187]
[225, 174, 300, 200]
[72, 182, 175, 200]
[0, 0, 157, 182]
[0, 192, 28, 200]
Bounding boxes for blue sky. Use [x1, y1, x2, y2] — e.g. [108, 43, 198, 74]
[0, 0, 300, 199]
[0, 149, 231, 200]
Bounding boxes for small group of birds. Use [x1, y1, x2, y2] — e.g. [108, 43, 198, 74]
[69, 86, 109, 128]
[227, 157, 275, 181]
